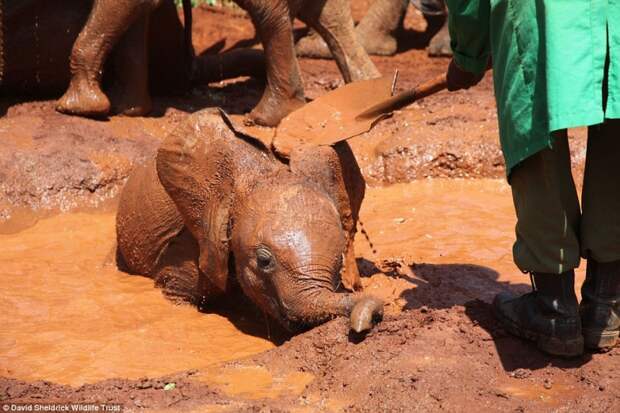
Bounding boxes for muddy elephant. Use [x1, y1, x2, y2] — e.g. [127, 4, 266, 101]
[55, 0, 196, 117]
[233, 0, 380, 126]
[0, 0, 199, 114]
[116, 108, 383, 332]
[296, 0, 451, 58]
[2, 0, 378, 126]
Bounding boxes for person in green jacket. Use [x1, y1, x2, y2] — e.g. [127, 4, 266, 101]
[444, 0, 620, 357]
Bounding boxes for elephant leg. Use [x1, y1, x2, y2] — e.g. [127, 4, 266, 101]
[56, 0, 155, 117]
[297, 0, 408, 58]
[289, 142, 365, 291]
[153, 229, 220, 305]
[238, 0, 305, 126]
[412, 0, 451, 57]
[299, 0, 380, 82]
[427, 15, 452, 57]
[295, 29, 329, 59]
[355, 0, 408, 56]
[109, 13, 152, 116]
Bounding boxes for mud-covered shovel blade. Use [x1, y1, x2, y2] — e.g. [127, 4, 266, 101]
[272, 74, 396, 157]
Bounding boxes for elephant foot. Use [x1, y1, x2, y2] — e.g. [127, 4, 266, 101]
[247, 95, 306, 127]
[296, 32, 332, 59]
[297, 29, 397, 58]
[427, 20, 452, 57]
[357, 29, 398, 57]
[56, 79, 111, 117]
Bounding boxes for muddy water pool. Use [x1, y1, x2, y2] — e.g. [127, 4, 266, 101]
[0, 213, 275, 386]
[0, 179, 586, 387]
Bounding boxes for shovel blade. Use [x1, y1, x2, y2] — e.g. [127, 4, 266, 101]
[272, 75, 395, 157]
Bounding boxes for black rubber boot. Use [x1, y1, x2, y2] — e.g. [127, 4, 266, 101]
[580, 259, 620, 350]
[493, 271, 584, 357]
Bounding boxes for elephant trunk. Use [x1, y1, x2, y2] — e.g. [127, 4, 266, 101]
[285, 288, 383, 333]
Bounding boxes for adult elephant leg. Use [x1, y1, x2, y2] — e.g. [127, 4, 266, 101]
[355, 0, 408, 56]
[413, 0, 451, 57]
[299, 0, 379, 82]
[110, 13, 152, 116]
[427, 16, 451, 57]
[295, 29, 328, 59]
[297, 0, 408, 58]
[57, 0, 157, 117]
[238, 0, 305, 126]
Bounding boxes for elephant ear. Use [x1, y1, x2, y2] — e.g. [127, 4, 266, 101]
[156, 110, 236, 293]
[289, 142, 366, 291]
[288, 142, 364, 219]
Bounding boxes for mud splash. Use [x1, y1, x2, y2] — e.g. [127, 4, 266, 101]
[0, 213, 275, 387]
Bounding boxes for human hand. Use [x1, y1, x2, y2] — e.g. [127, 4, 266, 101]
[446, 58, 486, 91]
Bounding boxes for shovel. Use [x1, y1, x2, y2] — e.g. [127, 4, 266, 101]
[271, 72, 448, 157]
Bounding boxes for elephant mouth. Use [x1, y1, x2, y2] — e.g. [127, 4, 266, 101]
[264, 296, 306, 333]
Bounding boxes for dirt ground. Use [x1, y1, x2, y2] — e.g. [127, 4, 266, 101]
[1, 4, 615, 413]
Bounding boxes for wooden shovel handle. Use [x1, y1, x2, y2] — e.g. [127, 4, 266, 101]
[356, 73, 448, 120]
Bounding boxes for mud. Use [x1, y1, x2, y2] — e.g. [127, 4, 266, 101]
[0, 4, 608, 413]
[0, 213, 276, 387]
[3, 181, 619, 412]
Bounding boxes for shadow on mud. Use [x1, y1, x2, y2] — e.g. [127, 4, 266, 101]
[149, 78, 263, 118]
[198, 290, 292, 346]
[1, 72, 264, 120]
[358, 258, 593, 372]
[357, 258, 526, 309]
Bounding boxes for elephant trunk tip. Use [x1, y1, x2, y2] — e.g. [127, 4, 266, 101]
[350, 296, 384, 333]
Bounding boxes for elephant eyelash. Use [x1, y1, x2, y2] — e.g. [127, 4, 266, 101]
[255, 245, 276, 272]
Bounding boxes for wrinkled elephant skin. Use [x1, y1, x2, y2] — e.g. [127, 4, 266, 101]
[116, 108, 383, 332]
[232, 0, 380, 126]
[56, 0, 193, 117]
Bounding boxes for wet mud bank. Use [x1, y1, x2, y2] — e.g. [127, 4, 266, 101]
[0, 98, 587, 222]
[0, 105, 171, 222]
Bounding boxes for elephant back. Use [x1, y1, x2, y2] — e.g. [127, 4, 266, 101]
[116, 157, 184, 276]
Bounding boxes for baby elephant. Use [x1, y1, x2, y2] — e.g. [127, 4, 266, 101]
[116, 109, 383, 332]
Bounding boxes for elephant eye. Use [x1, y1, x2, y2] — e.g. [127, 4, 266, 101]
[256, 247, 275, 272]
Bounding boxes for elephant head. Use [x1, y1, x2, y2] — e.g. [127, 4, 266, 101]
[155, 111, 382, 332]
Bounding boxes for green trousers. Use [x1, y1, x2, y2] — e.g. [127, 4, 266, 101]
[509, 119, 620, 274]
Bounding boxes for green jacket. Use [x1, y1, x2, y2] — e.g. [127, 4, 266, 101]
[446, 0, 620, 174]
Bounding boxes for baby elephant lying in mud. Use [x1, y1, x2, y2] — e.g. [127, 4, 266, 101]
[116, 109, 383, 333]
